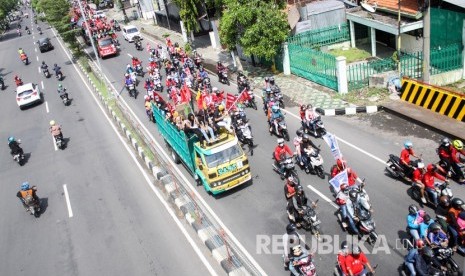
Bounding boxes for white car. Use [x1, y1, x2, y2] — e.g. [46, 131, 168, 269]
[93, 10, 106, 19]
[16, 83, 42, 109]
[122, 25, 141, 42]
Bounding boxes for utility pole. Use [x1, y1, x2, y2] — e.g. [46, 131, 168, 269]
[397, 0, 402, 72]
[422, 0, 431, 82]
[77, 0, 103, 73]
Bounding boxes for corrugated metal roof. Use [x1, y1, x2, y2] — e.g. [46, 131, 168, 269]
[304, 0, 345, 15]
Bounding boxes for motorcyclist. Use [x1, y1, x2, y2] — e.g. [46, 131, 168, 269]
[438, 138, 465, 182]
[412, 162, 427, 204]
[347, 167, 364, 187]
[284, 176, 297, 221]
[216, 61, 225, 75]
[269, 104, 284, 134]
[53, 63, 61, 77]
[198, 67, 208, 80]
[331, 158, 347, 178]
[447, 198, 464, 251]
[262, 88, 272, 113]
[283, 223, 306, 268]
[274, 138, 293, 179]
[144, 78, 154, 92]
[132, 56, 142, 69]
[8, 136, 24, 156]
[407, 205, 423, 242]
[57, 84, 68, 100]
[18, 48, 24, 55]
[20, 52, 28, 62]
[49, 120, 63, 140]
[292, 185, 317, 227]
[336, 241, 350, 276]
[345, 245, 375, 276]
[304, 104, 319, 136]
[126, 64, 135, 75]
[16, 182, 39, 210]
[293, 129, 304, 166]
[346, 189, 372, 235]
[289, 245, 311, 276]
[14, 75, 22, 86]
[41, 61, 48, 71]
[400, 140, 421, 179]
[422, 164, 447, 207]
[124, 73, 134, 88]
[426, 223, 449, 248]
[404, 241, 445, 276]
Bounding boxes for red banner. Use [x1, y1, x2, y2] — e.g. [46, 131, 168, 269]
[226, 93, 237, 109]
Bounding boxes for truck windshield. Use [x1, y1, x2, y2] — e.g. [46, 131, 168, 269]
[98, 38, 113, 46]
[204, 144, 242, 168]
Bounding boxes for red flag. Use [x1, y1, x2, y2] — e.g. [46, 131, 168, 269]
[180, 83, 191, 103]
[226, 93, 237, 109]
[238, 88, 249, 103]
[196, 91, 204, 110]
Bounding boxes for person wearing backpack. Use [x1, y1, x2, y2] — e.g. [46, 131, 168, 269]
[16, 182, 39, 210]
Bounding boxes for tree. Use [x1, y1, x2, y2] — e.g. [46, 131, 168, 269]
[172, 0, 200, 34]
[220, 0, 289, 62]
[0, 0, 18, 27]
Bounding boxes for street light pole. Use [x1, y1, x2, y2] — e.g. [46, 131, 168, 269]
[76, 0, 103, 73]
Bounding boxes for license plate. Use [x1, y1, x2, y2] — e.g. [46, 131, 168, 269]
[24, 96, 31, 99]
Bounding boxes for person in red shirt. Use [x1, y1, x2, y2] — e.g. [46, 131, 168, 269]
[331, 158, 346, 178]
[400, 140, 421, 179]
[422, 163, 447, 207]
[439, 138, 465, 182]
[274, 138, 293, 179]
[347, 167, 363, 187]
[131, 57, 141, 68]
[412, 162, 427, 203]
[337, 241, 350, 276]
[345, 245, 375, 276]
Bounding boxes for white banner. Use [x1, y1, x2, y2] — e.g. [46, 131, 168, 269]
[329, 169, 348, 193]
[323, 132, 342, 160]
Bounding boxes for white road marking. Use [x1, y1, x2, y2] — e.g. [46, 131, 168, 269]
[63, 184, 74, 218]
[32, 35, 35, 39]
[52, 135, 58, 151]
[35, 48, 37, 52]
[53, 28, 218, 276]
[127, 53, 133, 58]
[45, 101, 49, 113]
[41, 81, 44, 89]
[36, 56, 39, 61]
[307, 184, 338, 209]
[38, 66, 41, 73]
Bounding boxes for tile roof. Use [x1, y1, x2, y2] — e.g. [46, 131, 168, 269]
[367, 0, 421, 16]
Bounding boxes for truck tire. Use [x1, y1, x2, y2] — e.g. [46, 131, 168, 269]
[169, 146, 181, 164]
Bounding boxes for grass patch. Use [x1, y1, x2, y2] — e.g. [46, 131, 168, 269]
[329, 47, 371, 63]
[87, 70, 156, 162]
[334, 87, 391, 106]
[445, 81, 465, 95]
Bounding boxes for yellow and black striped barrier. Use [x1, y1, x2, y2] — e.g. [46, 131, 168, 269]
[400, 78, 465, 122]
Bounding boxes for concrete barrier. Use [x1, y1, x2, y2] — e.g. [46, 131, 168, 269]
[400, 78, 465, 122]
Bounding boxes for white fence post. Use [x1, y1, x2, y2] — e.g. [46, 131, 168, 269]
[283, 42, 291, 75]
[336, 56, 348, 94]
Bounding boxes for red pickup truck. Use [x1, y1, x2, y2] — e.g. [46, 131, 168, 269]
[97, 36, 118, 58]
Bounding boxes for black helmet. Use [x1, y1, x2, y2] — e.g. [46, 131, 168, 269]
[296, 129, 303, 137]
[42, 61, 45, 65]
[146, 78, 150, 83]
[429, 223, 441, 232]
[302, 134, 311, 141]
[270, 77, 275, 82]
[452, 198, 465, 209]
[296, 185, 303, 193]
[264, 77, 269, 82]
[441, 137, 451, 147]
[286, 223, 296, 234]
[439, 196, 450, 207]
[349, 190, 357, 200]
[341, 241, 349, 250]
[54, 63, 57, 67]
[422, 246, 434, 258]
[217, 61, 221, 65]
[408, 204, 418, 215]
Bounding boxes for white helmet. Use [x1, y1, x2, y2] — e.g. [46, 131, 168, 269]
[277, 138, 284, 145]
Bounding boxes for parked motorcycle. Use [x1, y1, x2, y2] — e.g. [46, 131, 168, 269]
[300, 147, 324, 179]
[411, 181, 453, 208]
[113, 21, 121, 31]
[272, 156, 299, 183]
[270, 118, 290, 141]
[218, 69, 229, 85]
[127, 83, 137, 98]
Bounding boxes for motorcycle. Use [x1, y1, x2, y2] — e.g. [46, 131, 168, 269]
[26, 29, 30, 35]
[0, 76, 4, 90]
[299, 203, 322, 238]
[127, 83, 137, 98]
[303, 116, 326, 138]
[272, 156, 300, 183]
[21, 55, 28, 65]
[59, 90, 70, 106]
[300, 147, 325, 179]
[135, 64, 143, 76]
[340, 192, 377, 245]
[135, 39, 142, 51]
[10, 141, 25, 166]
[434, 246, 459, 274]
[241, 89, 257, 110]
[237, 121, 254, 155]
[283, 251, 317, 276]
[15, 78, 23, 86]
[273, 88, 285, 109]
[42, 68, 50, 78]
[270, 118, 290, 141]
[54, 135, 65, 149]
[56, 71, 63, 81]
[25, 195, 41, 217]
[113, 21, 121, 31]
[218, 69, 229, 85]
[411, 181, 453, 208]
[385, 154, 423, 181]
[436, 158, 465, 184]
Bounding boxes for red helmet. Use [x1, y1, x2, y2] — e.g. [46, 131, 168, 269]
[427, 164, 435, 172]
[340, 183, 348, 191]
[416, 239, 424, 249]
[347, 168, 352, 174]
[336, 158, 346, 170]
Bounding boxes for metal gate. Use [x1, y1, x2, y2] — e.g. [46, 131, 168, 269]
[288, 44, 338, 90]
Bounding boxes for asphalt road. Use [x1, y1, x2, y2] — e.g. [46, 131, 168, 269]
[0, 13, 220, 276]
[85, 24, 465, 275]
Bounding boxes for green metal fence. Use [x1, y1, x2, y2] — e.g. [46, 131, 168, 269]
[430, 43, 463, 75]
[289, 44, 338, 90]
[287, 23, 350, 48]
[347, 57, 397, 90]
[400, 51, 422, 79]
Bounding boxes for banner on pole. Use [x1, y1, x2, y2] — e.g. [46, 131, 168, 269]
[329, 169, 348, 193]
[323, 132, 342, 160]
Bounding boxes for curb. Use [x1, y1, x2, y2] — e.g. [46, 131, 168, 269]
[318, 106, 379, 116]
[76, 61, 253, 276]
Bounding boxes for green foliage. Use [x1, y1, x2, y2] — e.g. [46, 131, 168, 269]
[0, 0, 17, 23]
[173, 0, 200, 33]
[184, 42, 192, 54]
[220, 0, 289, 61]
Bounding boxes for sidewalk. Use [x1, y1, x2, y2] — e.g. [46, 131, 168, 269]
[107, 8, 465, 139]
